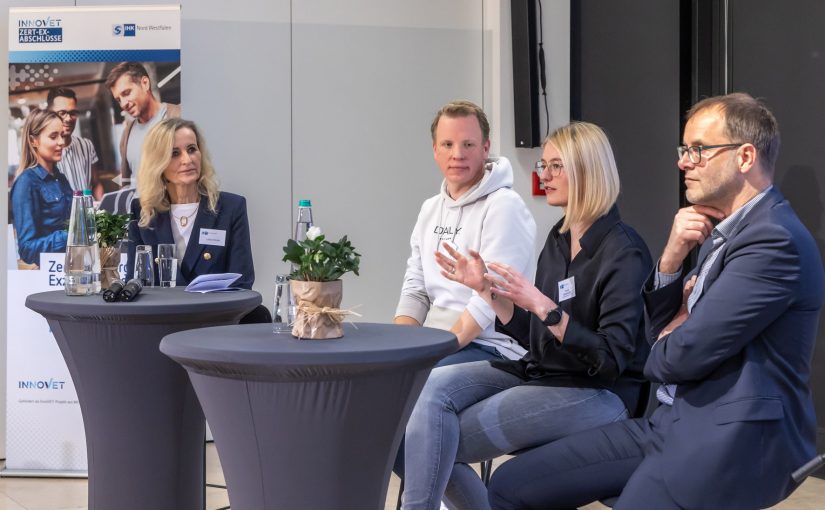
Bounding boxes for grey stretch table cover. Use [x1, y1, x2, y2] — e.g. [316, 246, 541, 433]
[25, 288, 261, 510]
[161, 323, 458, 510]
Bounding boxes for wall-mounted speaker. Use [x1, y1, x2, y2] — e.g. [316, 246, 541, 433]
[511, 0, 541, 148]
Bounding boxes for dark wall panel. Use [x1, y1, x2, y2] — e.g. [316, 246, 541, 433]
[572, 0, 682, 257]
[729, 0, 825, 459]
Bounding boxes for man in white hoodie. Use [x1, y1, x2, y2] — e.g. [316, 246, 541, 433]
[394, 100, 536, 366]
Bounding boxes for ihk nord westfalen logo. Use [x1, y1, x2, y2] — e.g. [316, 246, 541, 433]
[112, 23, 136, 37]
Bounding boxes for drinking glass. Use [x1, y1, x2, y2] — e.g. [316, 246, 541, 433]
[133, 245, 155, 287]
[157, 244, 178, 288]
[272, 274, 294, 333]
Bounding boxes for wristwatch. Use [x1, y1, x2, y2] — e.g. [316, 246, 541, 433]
[540, 306, 563, 326]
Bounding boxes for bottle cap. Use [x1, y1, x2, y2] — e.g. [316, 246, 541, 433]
[73, 190, 83, 196]
[298, 199, 312, 207]
[83, 189, 92, 196]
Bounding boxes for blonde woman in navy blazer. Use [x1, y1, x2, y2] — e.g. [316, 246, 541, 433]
[125, 118, 254, 289]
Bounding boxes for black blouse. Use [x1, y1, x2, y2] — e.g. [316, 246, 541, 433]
[494, 205, 653, 412]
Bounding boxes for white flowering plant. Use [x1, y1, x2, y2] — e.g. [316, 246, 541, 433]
[282, 227, 361, 282]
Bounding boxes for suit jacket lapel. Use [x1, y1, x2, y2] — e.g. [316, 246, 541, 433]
[729, 186, 783, 239]
[154, 210, 174, 245]
[181, 196, 218, 277]
[696, 187, 784, 289]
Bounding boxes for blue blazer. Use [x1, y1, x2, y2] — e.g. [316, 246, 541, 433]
[643, 187, 825, 509]
[126, 191, 255, 289]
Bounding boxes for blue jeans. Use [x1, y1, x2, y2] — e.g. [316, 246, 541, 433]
[394, 343, 504, 478]
[402, 361, 628, 510]
[434, 342, 506, 368]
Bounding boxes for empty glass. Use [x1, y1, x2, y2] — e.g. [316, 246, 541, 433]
[133, 245, 155, 287]
[272, 274, 294, 333]
[157, 244, 178, 288]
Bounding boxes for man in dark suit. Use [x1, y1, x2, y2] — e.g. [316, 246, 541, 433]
[487, 93, 825, 510]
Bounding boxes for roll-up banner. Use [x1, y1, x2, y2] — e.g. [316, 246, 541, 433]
[5, 5, 181, 476]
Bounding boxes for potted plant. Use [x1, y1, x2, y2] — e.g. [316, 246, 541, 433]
[282, 226, 360, 339]
[95, 210, 130, 288]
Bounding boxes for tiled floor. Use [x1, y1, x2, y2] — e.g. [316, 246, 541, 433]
[0, 444, 821, 509]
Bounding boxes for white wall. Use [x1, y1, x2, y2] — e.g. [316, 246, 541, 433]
[291, 1, 484, 319]
[0, 0, 570, 456]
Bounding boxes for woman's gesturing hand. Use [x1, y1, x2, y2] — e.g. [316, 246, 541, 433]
[435, 243, 489, 294]
[485, 261, 550, 315]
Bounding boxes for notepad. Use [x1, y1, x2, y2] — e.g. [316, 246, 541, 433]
[185, 273, 243, 293]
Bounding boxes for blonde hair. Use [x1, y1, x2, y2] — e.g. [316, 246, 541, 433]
[16, 109, 62, 178]
[546, 122, 620, 233]
[136, 118, 220, 228]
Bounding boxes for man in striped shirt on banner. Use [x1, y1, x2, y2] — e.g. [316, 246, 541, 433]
[47, 87, 102, 199]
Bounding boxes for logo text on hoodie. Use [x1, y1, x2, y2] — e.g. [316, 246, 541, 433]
[434, 225, 462, 240]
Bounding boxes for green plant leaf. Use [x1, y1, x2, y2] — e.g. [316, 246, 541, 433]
[281, 231, 361, 281]
[94, 211, 130, 248]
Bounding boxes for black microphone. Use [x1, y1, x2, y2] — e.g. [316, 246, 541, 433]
[102, 280, 125, 302]
[119, 279, 144, 302]
[792, 453, 825, 483]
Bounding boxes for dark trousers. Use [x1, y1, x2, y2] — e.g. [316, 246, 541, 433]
[488, 405, 684, 510]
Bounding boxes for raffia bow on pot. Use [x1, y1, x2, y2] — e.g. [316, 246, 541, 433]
[99, 243, 122, 289]
[290, 280, 361, 339]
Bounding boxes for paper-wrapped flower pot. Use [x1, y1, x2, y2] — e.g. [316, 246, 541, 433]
[290, 279, 344, 339]
[99, 243, 122, 289]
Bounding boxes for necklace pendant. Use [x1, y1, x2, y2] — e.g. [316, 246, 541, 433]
[180, 217, 188, 227]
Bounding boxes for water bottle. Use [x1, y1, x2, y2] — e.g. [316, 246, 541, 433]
[65, 191, 95, 296]
[287, 199, 313, 319]
[294, 199, 313, 242]
[83, 189, 101, 293]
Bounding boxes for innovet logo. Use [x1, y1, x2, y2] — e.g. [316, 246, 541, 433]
[18, 17, 63, 43]
[113, 23, 136, 37]
[18, 378, 66, 390]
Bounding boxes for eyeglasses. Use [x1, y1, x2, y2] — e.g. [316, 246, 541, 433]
[55, 110, 80, 119]
[677, 143, 742, 164]
[534, 160, 564, 178]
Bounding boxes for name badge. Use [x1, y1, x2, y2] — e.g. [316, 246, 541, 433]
[199, 228, 226, 247]
[558, 276, 576, 302]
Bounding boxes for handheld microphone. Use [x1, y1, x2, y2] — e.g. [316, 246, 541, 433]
[792, 453, 825, 483]
[102, 280, 125, 302]
[119, 279, 144, 302]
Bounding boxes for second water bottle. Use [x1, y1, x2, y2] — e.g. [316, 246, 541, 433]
[64, 191, 95, 296]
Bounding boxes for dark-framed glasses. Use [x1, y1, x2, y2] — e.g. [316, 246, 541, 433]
[56, 110, 80, 119]
[534, 160, 564, 178]
[677, 143, 743, 164]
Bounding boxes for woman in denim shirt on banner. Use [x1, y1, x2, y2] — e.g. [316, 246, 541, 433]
[10, 109, 73, 268]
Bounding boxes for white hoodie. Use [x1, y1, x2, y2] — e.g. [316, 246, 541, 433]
[395, 156, 537, 360]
